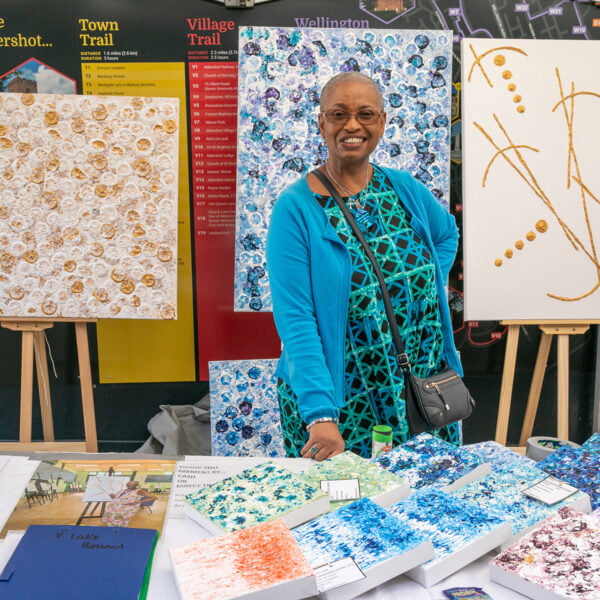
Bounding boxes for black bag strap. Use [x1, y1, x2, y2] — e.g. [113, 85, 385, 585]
[311, 168, 411, 371]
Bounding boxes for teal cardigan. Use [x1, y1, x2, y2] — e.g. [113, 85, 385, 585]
[266, 166, 461, 425]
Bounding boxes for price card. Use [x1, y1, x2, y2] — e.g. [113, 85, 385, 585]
[521, 476, 579, 505]
[313, 557, 365, 592]
[319, 478, 361, 501]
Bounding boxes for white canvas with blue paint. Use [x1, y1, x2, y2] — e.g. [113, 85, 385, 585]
[451, 461, 592, 545]
[537, 445, 600, 510]
[372, 433, 490, 491]
[292, 497, 434, 600]
[209, 359, 285, 458]
[465, 440, 537, 474]
[235, 26, 452, 311]
[581, 432, 600, 453]
[388, 488, 512, 587]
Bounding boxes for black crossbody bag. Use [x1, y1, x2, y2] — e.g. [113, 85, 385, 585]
[312, 169, 475, 435]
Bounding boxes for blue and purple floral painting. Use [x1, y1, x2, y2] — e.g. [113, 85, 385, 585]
[235, 26, 452, 311]
[209, 359, 285, 457]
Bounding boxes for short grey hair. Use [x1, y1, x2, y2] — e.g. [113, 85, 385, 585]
[319, 72, 384, 111]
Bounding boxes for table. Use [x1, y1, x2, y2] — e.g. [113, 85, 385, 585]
[0, 452, 528, 599]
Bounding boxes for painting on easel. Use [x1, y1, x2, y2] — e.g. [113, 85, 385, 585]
[0, 92, 179, 320]
[461, 39, 600, 321]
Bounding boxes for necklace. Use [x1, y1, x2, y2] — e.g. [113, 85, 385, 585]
[324, 163, 370, 210]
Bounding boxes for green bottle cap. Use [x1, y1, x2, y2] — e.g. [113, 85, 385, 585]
[372, 425, 393, 443]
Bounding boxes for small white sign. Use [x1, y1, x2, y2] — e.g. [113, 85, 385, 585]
[319, 478, 361, 502]
[521, 476, 579, 505]
[314, 557, 366, 592]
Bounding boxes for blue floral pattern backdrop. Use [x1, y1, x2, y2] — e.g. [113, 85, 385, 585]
[235, 26, 452, 311]
[209, 358, 285, 457]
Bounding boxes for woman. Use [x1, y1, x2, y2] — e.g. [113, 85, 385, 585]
[266, 72, 462, 461]
[101, 480, 155, 527]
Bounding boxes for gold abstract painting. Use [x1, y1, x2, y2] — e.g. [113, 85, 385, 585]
[0, 92, 179, 319]
[461, 39, 599, 321]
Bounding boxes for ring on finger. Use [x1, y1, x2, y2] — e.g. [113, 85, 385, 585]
[309, 446, 319, 454]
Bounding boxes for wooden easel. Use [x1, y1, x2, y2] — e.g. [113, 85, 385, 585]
[0, 319, 98, 453]
[495, 320, 600, 446]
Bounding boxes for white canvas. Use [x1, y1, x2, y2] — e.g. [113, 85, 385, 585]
[83, 475, 130, 502]
[0, 92, 179, 319]
[461, 38, 600, 320]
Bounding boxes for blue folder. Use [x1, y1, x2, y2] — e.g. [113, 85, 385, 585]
[0, 525, 158, 600]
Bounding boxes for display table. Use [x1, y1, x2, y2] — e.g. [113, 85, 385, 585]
[149, 517, 524, 600]
[0, 452, 528, 600]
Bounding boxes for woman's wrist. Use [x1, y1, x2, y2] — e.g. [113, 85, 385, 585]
[306, 417, 339, 431]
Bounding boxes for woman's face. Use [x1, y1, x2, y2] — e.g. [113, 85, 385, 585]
[318, 80, 386, 167]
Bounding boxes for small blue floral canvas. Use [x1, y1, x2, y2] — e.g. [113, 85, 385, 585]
[372, 433, 488, 491]
[537, 445, 600, 510]
[184, 461, 327, 533]
[209, 359, 285, 458]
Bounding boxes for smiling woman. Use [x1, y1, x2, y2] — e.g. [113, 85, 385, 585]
[266, 72, 463, 461]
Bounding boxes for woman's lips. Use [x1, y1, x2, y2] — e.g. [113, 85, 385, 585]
[340, 136, 366, 146]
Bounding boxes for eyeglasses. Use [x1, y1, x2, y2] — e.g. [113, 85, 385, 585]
[322, 109, 383, 125]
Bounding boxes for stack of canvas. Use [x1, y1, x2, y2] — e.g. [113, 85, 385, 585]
[387, 488, 511, 587]
[452, 459, 591, 546]
[170, 519, 317, 600]
[372, 433, 490, 492]
[538, 444, 600, 510]
[300, 451, 409, 509]
[291, 497, 434, 600]
[183, 461, 329, 534]
[490, 507, 600, 600]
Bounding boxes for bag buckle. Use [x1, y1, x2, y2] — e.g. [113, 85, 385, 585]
[397, 353, 410, 370]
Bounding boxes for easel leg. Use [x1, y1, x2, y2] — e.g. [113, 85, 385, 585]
[33, 330, 54, 442]
[75, 322, 98, 453]
[519, 332, 553, 446]
[19, 330, 35, 443]
[556, 333, 570, 440]
[495, 324, 520, 445]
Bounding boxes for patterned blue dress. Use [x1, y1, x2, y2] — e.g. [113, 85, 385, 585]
[278, 166, 461, 457]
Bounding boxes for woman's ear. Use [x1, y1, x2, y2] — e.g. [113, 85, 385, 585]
[378, 111, 387, 137]
[318, 112, 326, 137]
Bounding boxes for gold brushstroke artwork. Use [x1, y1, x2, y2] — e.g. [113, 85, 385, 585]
[468, 44, 599, 304]
[0, 92, 179, 319]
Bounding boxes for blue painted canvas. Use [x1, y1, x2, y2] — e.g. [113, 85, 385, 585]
[581, 433, 600, 453]
[372, 433, 486, 490]
[292, 497, 429, 571]
[465, 440, 537, 474]
[209, 359, 285, 457]
[452, 461, 591, 536]
[235, 26, 453, 311]
[537, 445, 600, 510]
[388, 488, 507, 566]
[184, 461, 327, 533]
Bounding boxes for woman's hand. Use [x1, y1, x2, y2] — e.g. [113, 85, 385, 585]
[301, 422, 345, 461]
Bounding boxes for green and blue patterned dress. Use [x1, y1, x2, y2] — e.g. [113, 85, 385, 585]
[278, 166, 461, 457]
